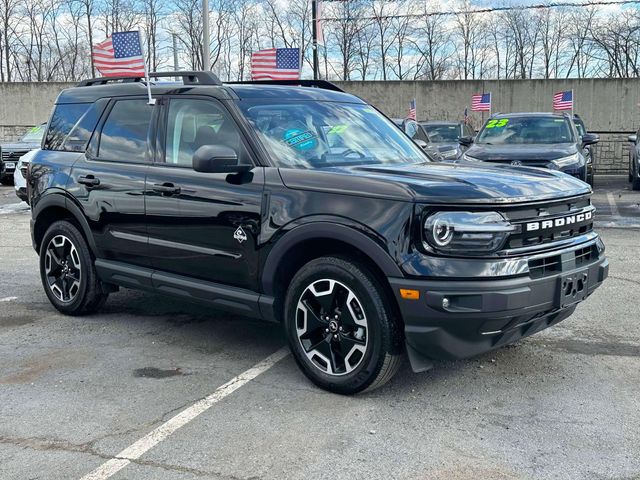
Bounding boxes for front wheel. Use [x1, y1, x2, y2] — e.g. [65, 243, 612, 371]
[284, 256, 403, 394]
[39, 220, 108, 315]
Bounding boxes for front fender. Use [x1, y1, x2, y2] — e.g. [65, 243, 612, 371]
[260, 220, 404, 296]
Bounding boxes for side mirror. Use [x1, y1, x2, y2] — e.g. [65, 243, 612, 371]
[192, 145, 250, 173]
[628, 134, 638, 144]
[414, 139, 428, 149]
[581, 133, 599, 147]
[458, 135, 474, 147]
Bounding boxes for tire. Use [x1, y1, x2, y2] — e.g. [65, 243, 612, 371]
[633, 175, 640, 191]
[39, 220, 108, 315]
[587, 174, 594, 188]
[0, 176, 13, 185]
[284, 256, 403, 395]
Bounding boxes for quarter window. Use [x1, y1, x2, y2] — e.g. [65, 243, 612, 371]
[45, 103, 92, 151]
[98, 99, 153, 162]
[165, 98, 246, 167]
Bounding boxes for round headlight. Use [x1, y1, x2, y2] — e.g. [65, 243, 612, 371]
[432, 218, 454, 246]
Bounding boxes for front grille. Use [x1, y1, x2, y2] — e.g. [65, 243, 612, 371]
[1, 150, 29, 162]
[501, 195, 594, 251]
[488, 159, 551, 168]
[528, 242, 600, 279]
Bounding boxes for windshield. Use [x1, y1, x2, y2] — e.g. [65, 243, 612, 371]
[21, 125, 45, 143]
[423, 124, 460, 142]
[239, 100, 428, 169]
[477, 117, 575, 145]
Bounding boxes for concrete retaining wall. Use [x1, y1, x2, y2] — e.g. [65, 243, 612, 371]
[1, 79, 638, 173]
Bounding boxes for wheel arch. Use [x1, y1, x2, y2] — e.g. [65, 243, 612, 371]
[261, 222, 404, 323]
[32, 193, 97, 255]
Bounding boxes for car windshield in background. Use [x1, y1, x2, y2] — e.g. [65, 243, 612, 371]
[239, 101, 427, 169]
[424, 124, 460, 142]
[477, 117, 574, 145]
[21, 125, 45, 143]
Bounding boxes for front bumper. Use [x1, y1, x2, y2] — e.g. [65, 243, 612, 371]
[389, 241, 608, 365]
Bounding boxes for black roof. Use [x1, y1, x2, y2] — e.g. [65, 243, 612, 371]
[56, 73, 362, 105]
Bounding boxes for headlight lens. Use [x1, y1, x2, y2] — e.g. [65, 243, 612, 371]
[423, 211, 515, 254]
[462, 153, 480, 162]
[440, 149, 458, 159]
[552, 153, 581, 168]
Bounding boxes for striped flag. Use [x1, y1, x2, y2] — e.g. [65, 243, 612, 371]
[251, 48, 301, 80]
[407, 99, 417, 120]
[471, 93, 491, 112]
[553, 90, 573, 110]
[92, 31, 145, 77]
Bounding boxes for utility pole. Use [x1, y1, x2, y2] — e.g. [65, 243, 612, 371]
[311, 0, 319, 80]
[172, 33, 179, 71]
[202, 0, 210, 71]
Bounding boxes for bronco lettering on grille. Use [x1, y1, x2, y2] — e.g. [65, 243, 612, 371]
[526, 211, 593, 232]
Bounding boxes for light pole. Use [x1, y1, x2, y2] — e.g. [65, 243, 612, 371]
[172, 33, 179, 71]
[202, 0, 210, 71]
[311, 0, 318, 80]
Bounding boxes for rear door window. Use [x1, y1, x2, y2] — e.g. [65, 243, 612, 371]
[97, 99, 153, 163]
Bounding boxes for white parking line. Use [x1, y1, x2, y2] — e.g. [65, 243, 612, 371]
[0, 296, 18, 302]
[606, 192, 621, 218]
[79, 347, 289, 480]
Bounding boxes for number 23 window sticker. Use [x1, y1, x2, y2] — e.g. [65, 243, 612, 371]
[485, 119, 509, 129]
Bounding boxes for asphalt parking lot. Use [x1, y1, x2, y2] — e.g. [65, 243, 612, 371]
[0, 177, 639, 480]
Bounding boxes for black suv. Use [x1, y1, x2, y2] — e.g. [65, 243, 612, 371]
[29, 73, 608, 394]
[0, 124, 45, 184]
[461, 112, 598, 186]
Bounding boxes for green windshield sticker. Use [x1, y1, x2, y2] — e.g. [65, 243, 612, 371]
[485, 119, 509, 129]
[28, 126, 42, 133]
[553, 119, 565, 123]
[328, 125, 348, 134]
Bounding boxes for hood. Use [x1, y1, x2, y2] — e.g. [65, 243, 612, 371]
[465, 143, 577, 161]
[1, 141, 41, 151]
[279, 162, 590, 204]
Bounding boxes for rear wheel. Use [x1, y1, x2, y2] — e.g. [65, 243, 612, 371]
[39, 220, 108, 315]
[633, 162, 640, 191]
[284, 256, 403, 394]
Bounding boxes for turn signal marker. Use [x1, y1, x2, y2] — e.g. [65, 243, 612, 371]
[400, 289, 420, 300]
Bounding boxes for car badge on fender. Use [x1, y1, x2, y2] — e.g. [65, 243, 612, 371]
[234, 226, 248, 243]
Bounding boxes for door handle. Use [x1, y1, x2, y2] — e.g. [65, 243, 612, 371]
[152, 183, 181, 195]
[78, 175, 100, 187]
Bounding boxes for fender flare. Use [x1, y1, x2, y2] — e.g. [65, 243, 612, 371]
[260, 222, 404, 296]
[32, 192, 98, 255]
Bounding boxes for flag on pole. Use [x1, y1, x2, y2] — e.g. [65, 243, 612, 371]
[250, 48, 301, 80]
[471, 93, 491, 112]
[464, 107, 469, 124]
[407, 99, 417, 121]
[553, 90, 573, 110]
[92, 31, 146, 77]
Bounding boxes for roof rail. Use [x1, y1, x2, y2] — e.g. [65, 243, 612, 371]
[225, 79, 344, 92]
[77, 71, 222, 87]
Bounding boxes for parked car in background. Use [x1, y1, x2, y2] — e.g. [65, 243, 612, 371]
[629, 128, 640, 190]
[420, 121, 475, 160]
[391, 118, 444, 160]
[0, 124, 46, 184]
[14, 149, 39, 204]
[572, 114, 596, 187]
[461, 113, 598, 186]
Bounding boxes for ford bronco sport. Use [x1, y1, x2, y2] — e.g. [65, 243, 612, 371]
[29, 72, 608, 394]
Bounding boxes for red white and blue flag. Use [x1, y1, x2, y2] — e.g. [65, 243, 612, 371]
[92, 31, 146, 77]
[471, 93, 491, 112]
[553, 90, 573, 110]
[407, 98, 417, 120]
[251, 48, 301, 80]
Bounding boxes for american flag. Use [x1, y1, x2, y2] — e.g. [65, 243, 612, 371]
[471, 93, 491, 112]
[250, 48, 301, 80]
[407, 99, 417, 120]
[553, 90, 573, 110]
[92, 31, 145, 77]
